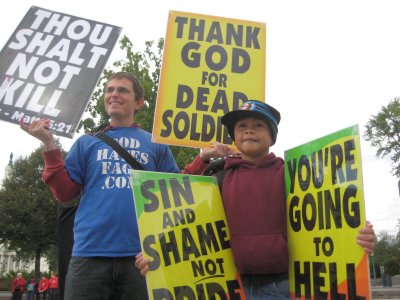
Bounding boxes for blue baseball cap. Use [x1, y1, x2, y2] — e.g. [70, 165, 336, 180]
[221, 100, 281, 145]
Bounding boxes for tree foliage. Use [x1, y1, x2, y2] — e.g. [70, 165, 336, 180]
[364, 97, 400, 177]
[78, 36, 198, 168]
[0, 143, 65, 279]
[371, 231, 400, 276]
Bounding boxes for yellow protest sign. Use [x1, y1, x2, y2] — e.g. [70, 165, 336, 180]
[152, 10, 266, 148]
[284, 125, 371, 299]
[131, 170, 246, 299]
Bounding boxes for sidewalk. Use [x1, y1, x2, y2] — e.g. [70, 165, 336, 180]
[372, 284, 400, 300]
[0, 286, 399, 299]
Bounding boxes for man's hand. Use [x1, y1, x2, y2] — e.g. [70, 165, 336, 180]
[135, 252, 150, 276]
[20, 118, 57, 151]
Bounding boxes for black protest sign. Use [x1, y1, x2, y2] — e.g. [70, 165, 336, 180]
[0, 6, 121, 137]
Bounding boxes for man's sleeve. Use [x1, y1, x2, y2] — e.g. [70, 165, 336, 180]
[42, 149, 82, 202]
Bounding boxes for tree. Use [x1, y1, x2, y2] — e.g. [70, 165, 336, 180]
[372, 231, 400, 277]
[78, 36, 199, 169]
[364, 97, 400, 177]
[0, 143, 65, 280]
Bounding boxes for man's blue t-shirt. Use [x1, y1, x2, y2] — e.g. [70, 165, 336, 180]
[65, 127, 180, 257]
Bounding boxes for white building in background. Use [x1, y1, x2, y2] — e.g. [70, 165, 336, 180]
[0, 246, 49, 277]
[0, 247, 30, 275]
[0, 153, 13, 190]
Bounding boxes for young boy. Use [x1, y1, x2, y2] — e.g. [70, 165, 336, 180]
[137, 100, 376, 299]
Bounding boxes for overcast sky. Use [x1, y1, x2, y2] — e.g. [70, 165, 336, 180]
[0, 0, 399, 236]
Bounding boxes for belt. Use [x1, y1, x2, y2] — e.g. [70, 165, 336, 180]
[242, 272, 289, 284]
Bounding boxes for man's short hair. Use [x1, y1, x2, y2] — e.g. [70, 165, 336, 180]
[109, 72, 144, 101]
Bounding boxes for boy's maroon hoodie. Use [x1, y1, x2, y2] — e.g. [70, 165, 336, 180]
[221, 153, 288, 275]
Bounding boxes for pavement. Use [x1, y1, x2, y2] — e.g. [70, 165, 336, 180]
[372, 285, 400, 300]
[0, 286, 399, 299]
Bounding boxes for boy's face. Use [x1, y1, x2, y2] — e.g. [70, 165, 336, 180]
[234, 117, 271, 161]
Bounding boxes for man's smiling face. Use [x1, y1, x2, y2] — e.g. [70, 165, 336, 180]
[104, 77, 142, 123]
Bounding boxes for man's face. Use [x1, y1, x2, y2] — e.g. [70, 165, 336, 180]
[234, 117, 271, 161]
[104, 77, 143, 120]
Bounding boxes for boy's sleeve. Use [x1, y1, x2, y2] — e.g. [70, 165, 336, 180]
[182, 155, 209, 175]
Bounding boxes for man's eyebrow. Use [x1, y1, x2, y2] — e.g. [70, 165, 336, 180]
[105, 86, 130, 91]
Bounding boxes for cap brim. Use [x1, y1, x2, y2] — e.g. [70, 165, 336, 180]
[222, 110, 268, 126]
[221, 110, 270, 140]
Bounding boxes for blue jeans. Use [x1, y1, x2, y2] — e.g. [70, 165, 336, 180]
[26, 291, 35, 300]
[64, 256, 148, 300]
[242, 273, 290, 299]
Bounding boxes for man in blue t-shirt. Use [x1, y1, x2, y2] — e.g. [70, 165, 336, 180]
[21, 72, 179, 300]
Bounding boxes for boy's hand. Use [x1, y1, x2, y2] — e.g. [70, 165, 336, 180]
[199, 142, 238, 162]
[135, 252, 150, 276]
[356, 221, 376, 255]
